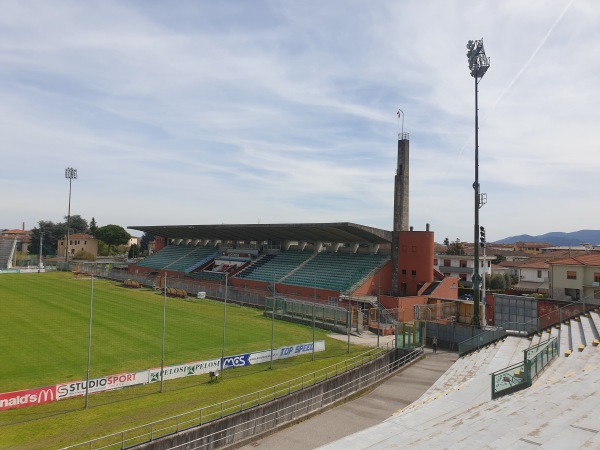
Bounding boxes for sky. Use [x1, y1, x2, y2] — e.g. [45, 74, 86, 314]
[1, 0, 598, 243]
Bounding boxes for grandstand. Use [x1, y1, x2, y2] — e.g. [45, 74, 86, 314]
[0, 238, 16, 270]
[320, 309, 600, 449]
[127, 222, 415, 304]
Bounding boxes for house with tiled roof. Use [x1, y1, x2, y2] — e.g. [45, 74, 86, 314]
[548, 253, 600, 302]
[498, 259, 550, 294]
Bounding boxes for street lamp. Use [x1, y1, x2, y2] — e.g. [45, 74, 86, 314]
[65, 167, 78, 262]
[466, 39, 490, 327]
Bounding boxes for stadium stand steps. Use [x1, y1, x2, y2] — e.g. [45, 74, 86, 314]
[324, 311, 600, 449]
[0, 238, 16, 270]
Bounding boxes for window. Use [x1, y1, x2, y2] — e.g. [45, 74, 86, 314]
[411, 270, 416, 276]
[443, 259, 451, 267]
[459, 260, 467, 268]
[594, 273, 600, 283]
[401, 269, 406, 275]
[327, 297, 338, 306]
[537, 270, 542, 279]
[567, 271, 577, 280]
[433, 259, 438, 265]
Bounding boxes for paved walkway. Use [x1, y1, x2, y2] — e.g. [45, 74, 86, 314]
[239, 344, 457, 450]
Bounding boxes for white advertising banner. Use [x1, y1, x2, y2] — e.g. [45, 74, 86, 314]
[148, 358, 221, 383]
[56, 370, 149, 399]
[245, 340, 326, 366]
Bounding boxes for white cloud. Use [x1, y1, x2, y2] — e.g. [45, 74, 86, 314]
[0, 0, 597, 242]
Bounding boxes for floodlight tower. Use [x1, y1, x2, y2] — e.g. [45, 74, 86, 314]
[65, 167, 77, 262]
[466, 39, 490, 327]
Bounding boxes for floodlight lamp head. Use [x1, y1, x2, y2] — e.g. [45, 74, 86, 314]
[466, 38, 490, 79]
[65, 167, 78, 180]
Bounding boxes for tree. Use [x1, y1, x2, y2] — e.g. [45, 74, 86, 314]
[89, 217, 98, 235]
[94, 225, 130, 255]
[489, 273, 506, 290]
[28, 221, 67, 256]
[140, 233, 155, 253]
[445, 238, 466, 255]
[492, 254, 506, 265]
[128, 244, 140, 258]
[64, 215, 88, 234]
[443, 237, 450, 247]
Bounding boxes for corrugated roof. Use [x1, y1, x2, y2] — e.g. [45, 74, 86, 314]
[128, 222, 392, 244]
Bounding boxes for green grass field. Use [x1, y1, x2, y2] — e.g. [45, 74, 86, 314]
[0, 272, 366, 449]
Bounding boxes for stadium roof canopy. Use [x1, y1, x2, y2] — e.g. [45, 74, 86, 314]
[128, 222, 392, 244]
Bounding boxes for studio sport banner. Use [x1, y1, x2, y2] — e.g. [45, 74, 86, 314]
[148, 358, 222, 383]
[56, 370, 149, 400]
[0, 386, 57, 411]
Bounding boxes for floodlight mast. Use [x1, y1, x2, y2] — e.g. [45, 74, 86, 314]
[65, 167, 77, 262]
[466, 39, 490, 327]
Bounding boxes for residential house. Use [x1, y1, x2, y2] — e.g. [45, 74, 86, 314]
[548, 254, 600, 303]
[498, 260, 549, 294]
[434, 252, 493, 287]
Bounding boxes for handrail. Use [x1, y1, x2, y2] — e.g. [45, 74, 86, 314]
[491, 336, 558, 399]
[63, 342, 404, 449]
[457, 327, 506, 356]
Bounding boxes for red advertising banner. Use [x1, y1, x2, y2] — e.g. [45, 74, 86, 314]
[0, 386, 57, 411]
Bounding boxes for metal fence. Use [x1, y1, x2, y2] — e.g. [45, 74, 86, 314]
[493, 294, 599, 336]
[63, 343, 422, 450]
[491, 336, 558, 399]
[457, 327, 507, 356]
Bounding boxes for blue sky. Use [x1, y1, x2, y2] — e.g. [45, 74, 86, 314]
[1, 0, 597, 243]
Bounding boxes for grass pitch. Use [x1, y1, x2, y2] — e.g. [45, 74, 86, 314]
[0, 272, 364, 449]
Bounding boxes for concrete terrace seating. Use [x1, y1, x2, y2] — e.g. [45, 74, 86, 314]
[235, 251, 313, 283]
[282, 252, 388, 292]
[407, 336, 530, 412]
[0, 239, 16, 269]
[320, 312, 600, 450]
[136, 245, 216, 271]
[165, 246, 219, 272]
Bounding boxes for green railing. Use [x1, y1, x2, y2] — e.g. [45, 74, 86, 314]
[458, 327, 507, 356]
[491, 336, 558, 399]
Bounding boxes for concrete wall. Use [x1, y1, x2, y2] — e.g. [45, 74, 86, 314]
[136, 350, 415, 450]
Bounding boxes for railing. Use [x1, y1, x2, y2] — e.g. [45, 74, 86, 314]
[491, 336, 558, 399]
[184, 251, 221, 273]
[63, 343, 418, 450]
[457, 327, 507, 356]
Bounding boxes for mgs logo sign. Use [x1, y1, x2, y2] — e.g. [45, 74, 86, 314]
[223, 354, 250, 369]
[187, 366, 196, 375]
[150, 372, 160, 382]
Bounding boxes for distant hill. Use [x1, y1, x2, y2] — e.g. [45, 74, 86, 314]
[494, 230, 600, 246]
